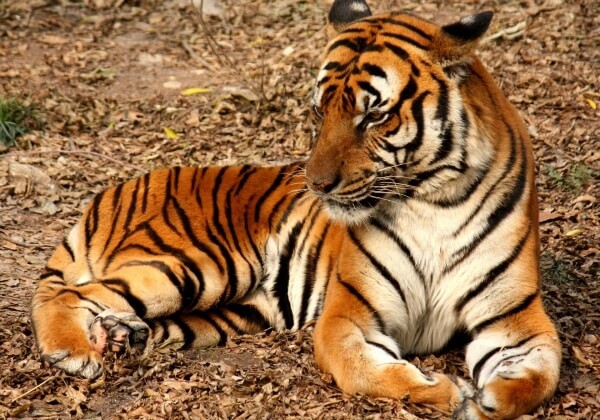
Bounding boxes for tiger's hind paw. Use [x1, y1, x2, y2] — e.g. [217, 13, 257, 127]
[90, 310, 151, 355]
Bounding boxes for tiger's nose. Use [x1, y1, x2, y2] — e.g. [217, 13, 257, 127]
[308, 177, 339, 193]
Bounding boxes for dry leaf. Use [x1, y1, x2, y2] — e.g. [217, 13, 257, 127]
[163, 127, 179, 139]
[181, 87, 213, 96]
[38, 35, 69, 45]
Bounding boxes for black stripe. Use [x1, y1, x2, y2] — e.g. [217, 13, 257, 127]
[173, 166, 181, 193]
[167, 195, 225, 274]
[378, 18, 433, 41]
[191, 311, 227, 346]
[141, 173, 151, 214]
[405, 91, 430, 159]
[85, 190, 104, 247]
[298, 222, 331, 327]
[317, 75, 331, 87]
[341, 28, 366, 34]
[348, 228, 407, 305]
[295, 200, 322, 255]
[274, 192, 307, 234]
[446, 139, 528, 273]
[101, 278, 148, 317]
[54, 288, 105, 312]
[123, 178, 140, 232]
[472, 334, 540, 385]
[212, 311, 245, 335]
[115, 243, 160, 256]
[365, 340, 399, 359]
[169, 317, 196, 348]
[357, 81, 381, 106]
[161, 171, 180, 235]
[254, 168, 286, 223]
[383, 41, 409, 60]
[273, 222, 303, 329]
[111, 183, 124, 209]
[225, 183, 258, 292]
[62, 238, 75, 260]
[190, 168, 200, 194]
[204, 221, 239, 303]
[149, 319, 170, 345]
[338, 278, 385, 332]
[138, 222, 206, 306]
[472, 292, 538, 335]
[40, 268, 64, 280]
[382, 32, 427, 49]
[430, 73, 453, 164]
[455, 224, 532, 314]
[398, 76, 418, 108]
[233, 165, 256, 195]
[118, 260, 196, 309]
[211, 167, 230, 247]
[450, 72, 518, 230]
[342, 85, 355, 111]
[99, 185, 125, 264]
[316, 254, 335, 317]
[370, 217, 424, 283]
[321, 84, 338, 104]
[243, 204, 263, 278]
[363, 44, 384, 53]
[362, 63, 387, 79]
[227, 303, 271, 331]
[323, 61, 348, 72]
[328, 37, 368, 54]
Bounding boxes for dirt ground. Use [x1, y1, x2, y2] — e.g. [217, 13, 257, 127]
[0, 0, 598, 418]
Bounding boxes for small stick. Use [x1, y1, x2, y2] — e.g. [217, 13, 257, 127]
[10, 375, 57, 404]
[482, 21, 527, 44]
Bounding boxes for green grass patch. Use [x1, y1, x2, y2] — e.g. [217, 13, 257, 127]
[0, 96, 39, 148]
[541, 253, 576, 286]
[546, 163, 598, 193]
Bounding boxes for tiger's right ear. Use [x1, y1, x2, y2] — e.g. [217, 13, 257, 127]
[431, 11, 494, 67]
[327, 0, 372, 40]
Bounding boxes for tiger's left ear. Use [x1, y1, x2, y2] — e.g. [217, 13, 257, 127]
[327, 0, 372, 40]
[431, 11, 494, 68]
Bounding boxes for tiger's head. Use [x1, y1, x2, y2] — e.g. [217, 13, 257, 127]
[306, 0, 494, 224]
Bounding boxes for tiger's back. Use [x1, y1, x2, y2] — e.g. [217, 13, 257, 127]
[31, 1, 560, 418]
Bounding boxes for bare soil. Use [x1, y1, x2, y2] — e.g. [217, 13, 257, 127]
[0, 0, 598, 418]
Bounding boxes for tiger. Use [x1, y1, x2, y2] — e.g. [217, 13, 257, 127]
[30, 0, 561, 418]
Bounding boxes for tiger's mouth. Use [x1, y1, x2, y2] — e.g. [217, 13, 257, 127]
[317, 189, 386, 224]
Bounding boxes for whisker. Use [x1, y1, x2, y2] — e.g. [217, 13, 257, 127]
[377, 161, 416, 171]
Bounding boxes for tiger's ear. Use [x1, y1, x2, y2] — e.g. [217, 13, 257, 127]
[431, 11, 494, 68]
[327, 0, 372, 40]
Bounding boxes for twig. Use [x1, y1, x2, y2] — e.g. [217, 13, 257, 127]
[4, 149, 146, 173]
[0, 230, 40, 248]
[10, 375, 57, 404]
[191, 0, 266, 102]
[181, 39, 216, 71]
[482, 21, 527, 44]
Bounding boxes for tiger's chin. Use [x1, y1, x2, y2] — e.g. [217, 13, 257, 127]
[320, 195, 381, 225]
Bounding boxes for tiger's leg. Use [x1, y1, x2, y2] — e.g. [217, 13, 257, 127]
[313, 281, 469, 413]
[456, 295, 561, 419]
[32, 242, 217, 378]
[148, 288, 275, 350]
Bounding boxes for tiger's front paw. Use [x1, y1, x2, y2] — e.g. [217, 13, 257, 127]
[41, 348, 104, 380]
[90, 309, 151, 355]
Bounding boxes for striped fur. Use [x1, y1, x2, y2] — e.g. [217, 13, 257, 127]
[31, 1, 560, 418]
